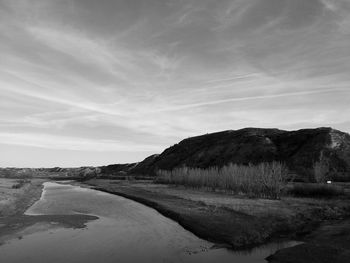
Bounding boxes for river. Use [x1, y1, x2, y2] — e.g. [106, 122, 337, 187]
[0, 182, 299, 263]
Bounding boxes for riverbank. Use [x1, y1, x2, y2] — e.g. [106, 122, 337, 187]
[267, 219, 350, 263]
[0, 179, 97, 245]
[80, 179, 350, 252]
[0, 178, 44, 217]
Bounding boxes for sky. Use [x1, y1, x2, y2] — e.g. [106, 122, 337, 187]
[1, 0, 350, 167]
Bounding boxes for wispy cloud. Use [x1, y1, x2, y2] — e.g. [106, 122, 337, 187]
[0, 71, 125, 116]
[0, 132, 162, 152]
[26, 26, 138, 80]
[0, 0, 349, 166]
[146, 87, 349, 113]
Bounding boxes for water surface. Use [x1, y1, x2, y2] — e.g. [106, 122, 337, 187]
[0, 182, 300, 263]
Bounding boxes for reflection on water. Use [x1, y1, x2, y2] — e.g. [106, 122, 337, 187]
[0, 182, 301, 263]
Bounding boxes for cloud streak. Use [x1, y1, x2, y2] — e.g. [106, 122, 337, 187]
[0, 132, 162, 152]
[149, 87, 348, 113]
[0, 0, 349, 166]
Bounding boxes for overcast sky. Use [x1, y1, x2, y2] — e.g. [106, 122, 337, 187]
[1, 0, 350, 167]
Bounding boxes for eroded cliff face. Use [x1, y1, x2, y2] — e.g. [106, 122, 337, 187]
[129, 127, 350, 181]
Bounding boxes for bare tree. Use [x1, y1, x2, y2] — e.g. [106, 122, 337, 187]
[156, 162, 289, 199]
[314, 151, 329, 183]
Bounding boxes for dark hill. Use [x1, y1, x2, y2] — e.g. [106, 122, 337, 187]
[129, 154, 159, 175]
[4, 127, 348, 182]
[129, 127, 350, 181]
[99, 163, 137, 176]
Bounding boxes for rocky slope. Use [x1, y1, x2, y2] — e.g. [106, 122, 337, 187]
[129, 127, 350, 181]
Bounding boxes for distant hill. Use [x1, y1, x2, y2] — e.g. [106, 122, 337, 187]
[1, 127, 349, 182]
[0, 166, 101, 180]
[99, 163, 138, 176]
[128, 127, 350, 181]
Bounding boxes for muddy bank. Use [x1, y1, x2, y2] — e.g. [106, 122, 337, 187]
[267, 219, 350, 263]
[0, 214, 98, 242]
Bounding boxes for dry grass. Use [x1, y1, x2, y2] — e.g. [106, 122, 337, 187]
[156, 162, 289, 199]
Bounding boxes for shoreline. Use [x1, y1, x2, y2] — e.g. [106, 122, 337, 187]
[91, 186, 306, 250]
[267, 219, 350, 263]
[79, 180, 319, 250]
[78, 179, 350, 263]
[0, 179, 45, 217]
[91, 187, 246, 249]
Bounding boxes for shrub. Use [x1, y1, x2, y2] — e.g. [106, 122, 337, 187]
[12, 179, 30, 189]
[314, 161, 329, 183]
[155, 162, 289, 199]
[288, 184, 344, 198]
